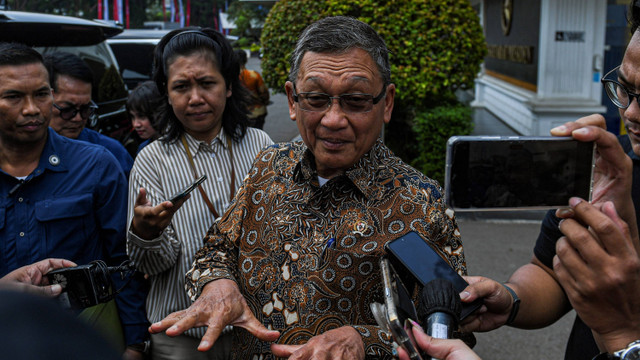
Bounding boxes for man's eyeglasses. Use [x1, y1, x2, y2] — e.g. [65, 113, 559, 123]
[292, 83, 386, 114]
[601, 65, 640, 109]
[53, 100, 98, 121]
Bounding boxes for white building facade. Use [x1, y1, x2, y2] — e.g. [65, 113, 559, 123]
[471, 0, 613, 135]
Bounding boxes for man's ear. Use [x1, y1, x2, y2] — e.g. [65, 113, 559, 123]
[383, 83, 396, 124]
[285, 81, 297, 121]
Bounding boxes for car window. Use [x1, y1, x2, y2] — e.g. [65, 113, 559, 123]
[108, 40, 158, 89]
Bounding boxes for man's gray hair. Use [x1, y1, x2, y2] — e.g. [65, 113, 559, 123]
[288, 16, 391, 85]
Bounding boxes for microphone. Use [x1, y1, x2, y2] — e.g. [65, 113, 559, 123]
[417, 278, 462, 340]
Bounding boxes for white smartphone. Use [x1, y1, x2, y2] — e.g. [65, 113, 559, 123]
[444, 136, 595, 211]
[378, 257, 424, 360]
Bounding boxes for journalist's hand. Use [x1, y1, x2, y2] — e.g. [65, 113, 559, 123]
[458, 276, 513, 332]
[397, 322, 481, 360]
[0, 258, 77, 297]
[131, 187, 188, 240]
[555, 198, 640, 353]
[551, 115, 637, 242]
[149, 279, 280, 351]
[270, 326, 364, 360]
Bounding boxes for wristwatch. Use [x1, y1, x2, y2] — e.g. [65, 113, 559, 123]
[502, 283, 520, 325]
[614, 340, 640, 360]
[127, 340, 150, 354]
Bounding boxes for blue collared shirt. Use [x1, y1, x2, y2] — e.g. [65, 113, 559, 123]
[78, 128, 134, 180]
[0, 128, 147, 345]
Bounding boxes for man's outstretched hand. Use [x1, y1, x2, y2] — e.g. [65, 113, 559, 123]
[149, 279, 280, 351]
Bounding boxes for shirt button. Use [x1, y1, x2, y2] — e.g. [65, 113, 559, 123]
[18, 197, 23, 202]
[211, 153, 216, 158]
[19, 232, 25, 237]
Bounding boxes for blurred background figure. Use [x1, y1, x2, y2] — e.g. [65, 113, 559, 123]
[235, 49, 270, 129]
[44, 52, 134, 179]
[125, 81, 162, 155]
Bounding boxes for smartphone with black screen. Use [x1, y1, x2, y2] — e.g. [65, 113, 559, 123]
[445, 136, 595, 211]
[167, 174, 207, 204]
[385, 231, 482, 321]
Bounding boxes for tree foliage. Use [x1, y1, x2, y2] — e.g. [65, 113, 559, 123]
[260, 0, 486, 109]
[7, 0, 228, 29]
[260, 0, 327, 93]
[410, 104, 474, 184]
[227, 1, 270, 43]
[261, 0, 483, 179]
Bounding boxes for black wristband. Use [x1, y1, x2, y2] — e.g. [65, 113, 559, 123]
[127, 340, 150, 354]
[502, 283, 520, 325]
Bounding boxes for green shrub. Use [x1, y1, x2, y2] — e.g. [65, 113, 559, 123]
[250, 43, 261, 54]
[235, 37, 252, 48]
[260, 0, 484, 176]
[410, 103, 474, 185]
[260, 0, 486, 107]
[260, 0, 327, 93]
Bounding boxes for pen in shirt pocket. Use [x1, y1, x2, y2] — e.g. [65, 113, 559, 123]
[320, 237, 336, 264]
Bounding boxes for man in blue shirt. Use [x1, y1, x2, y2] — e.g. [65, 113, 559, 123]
[0, 42, 148, 359]
[43, 52, 134, 179]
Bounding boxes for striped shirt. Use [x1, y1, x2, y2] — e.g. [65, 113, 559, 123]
[126, 127, 273, 339]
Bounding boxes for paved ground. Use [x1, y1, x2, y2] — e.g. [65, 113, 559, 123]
[458, 215, 574, 360]
[248, 55, 574, 360]
[246, 56, 299, 143]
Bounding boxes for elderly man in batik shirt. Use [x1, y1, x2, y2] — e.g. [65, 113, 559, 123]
[150, 16, 467, 360]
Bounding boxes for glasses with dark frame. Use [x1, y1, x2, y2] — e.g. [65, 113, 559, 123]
[601, 65, 640, 109]
[53, 100, 98, 121]
[292, 83, 387, 114]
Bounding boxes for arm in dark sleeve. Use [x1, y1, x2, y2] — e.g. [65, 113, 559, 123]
[533, 209, 562, 269]
[96, 150, 149, 345]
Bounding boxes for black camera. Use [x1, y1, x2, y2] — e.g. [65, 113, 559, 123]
[46, 260, 133, 310]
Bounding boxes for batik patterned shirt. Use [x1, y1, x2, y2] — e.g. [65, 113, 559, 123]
[186, 139, 466, 359]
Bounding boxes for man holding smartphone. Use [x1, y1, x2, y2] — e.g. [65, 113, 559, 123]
[458, 2, 640, 359]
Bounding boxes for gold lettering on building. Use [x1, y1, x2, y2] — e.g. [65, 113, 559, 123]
[486, 44, 534, 64]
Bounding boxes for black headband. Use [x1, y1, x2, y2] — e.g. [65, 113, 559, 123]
[163, 29, 223, 72]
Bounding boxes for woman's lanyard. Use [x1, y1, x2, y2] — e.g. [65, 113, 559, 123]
[180, 134, 236, 218]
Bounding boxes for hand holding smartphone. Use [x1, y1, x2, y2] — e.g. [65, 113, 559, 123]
[385, 231, 482, 321]
[167, 174, 207, 204]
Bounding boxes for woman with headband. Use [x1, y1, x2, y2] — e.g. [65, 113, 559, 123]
[125, 28, 273, 360]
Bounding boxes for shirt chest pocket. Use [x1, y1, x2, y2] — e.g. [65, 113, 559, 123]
[35, 194, 95, 254]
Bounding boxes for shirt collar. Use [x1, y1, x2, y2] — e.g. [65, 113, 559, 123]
[294, 138, 389, 198]
[0, 128, 66, 182]
[182, 128, 230, 155]
[35, 128, 69, 176]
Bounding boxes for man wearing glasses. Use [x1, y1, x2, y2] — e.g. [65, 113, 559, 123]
[44, 52, 133, 179]
[148, 16, 467, 359]
[0, 42, 149, 359]
[457, 2, 640, 359]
